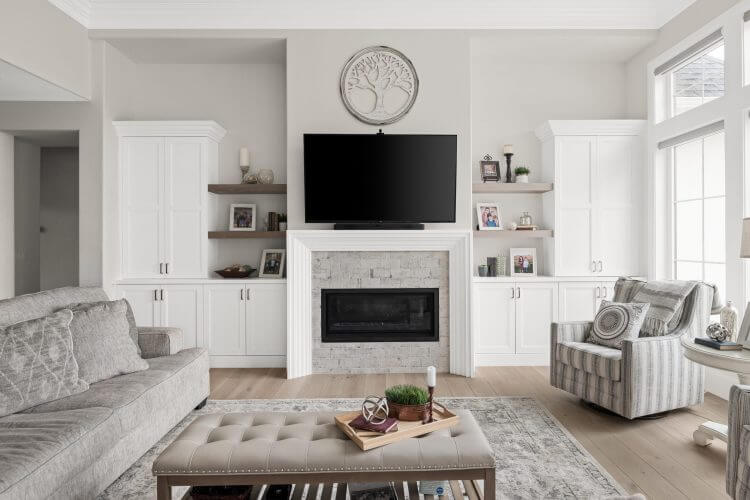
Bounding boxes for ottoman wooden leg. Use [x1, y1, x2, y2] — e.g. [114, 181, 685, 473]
[484, 467, 496, 500]
[157, 476, 172, 500]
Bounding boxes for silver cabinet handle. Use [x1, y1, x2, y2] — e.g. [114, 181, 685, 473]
[160, 289, 164, 301]
[154, 289, 158, 301]
[591, 261, 597, 272]
[240, 289, 244, 301]
[159, 263, 163, 274]
[517, 287, 521, 299]
[597, 261, 603, 272]
[604, 286, 608, 298]
[596, 286, 600, 298]
[511, 287, 515, 299]
[165, 263, 169, 274]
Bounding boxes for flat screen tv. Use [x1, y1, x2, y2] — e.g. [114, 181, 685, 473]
[304, 134, 457, 225]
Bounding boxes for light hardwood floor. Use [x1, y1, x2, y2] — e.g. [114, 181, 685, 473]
[210, 366, 730, 499]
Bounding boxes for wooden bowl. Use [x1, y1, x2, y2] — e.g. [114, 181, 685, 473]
[387, 401, 430, 422]
[214, 268, 256, 279]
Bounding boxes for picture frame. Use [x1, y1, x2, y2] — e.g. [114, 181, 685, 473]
[259, 249, 286, 278]
[480, 160, 500, 183]
[510, 247, 537, 277]
[476, 202, 502, 231]
[229, 204, 256, 231]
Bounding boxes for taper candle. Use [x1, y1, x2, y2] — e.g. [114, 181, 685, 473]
[426, 365, 436, 388]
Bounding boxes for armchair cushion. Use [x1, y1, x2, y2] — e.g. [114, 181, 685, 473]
[137, 327, 183, 359]
[556, 342, 622, 381]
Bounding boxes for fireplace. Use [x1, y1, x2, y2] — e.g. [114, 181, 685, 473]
[321, 288, 439, 343]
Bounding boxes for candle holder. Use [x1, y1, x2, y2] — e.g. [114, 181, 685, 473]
[504, 152, 514, 183]
[427, 386, 434, 423]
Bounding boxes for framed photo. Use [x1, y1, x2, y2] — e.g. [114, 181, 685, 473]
[229, 204, 256, 231]
[510, 248, 537, 277]
[480, 160, 500, 182]
[259, 249, 286, 278]
[476, 202, 502, 231]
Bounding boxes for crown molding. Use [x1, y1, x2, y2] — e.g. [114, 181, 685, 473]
[49, 0, 695, 30]
[47, 0, 91, 27]
[535, 119, 647, 142]
[113, 121, 227, 142]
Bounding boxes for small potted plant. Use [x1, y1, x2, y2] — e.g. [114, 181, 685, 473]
[385, 384, 430, 421]
[278, 213, 287, 232]
[514, 166, 530, 183]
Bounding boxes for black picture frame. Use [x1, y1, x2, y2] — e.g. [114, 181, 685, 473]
[480, 160, 500, 183]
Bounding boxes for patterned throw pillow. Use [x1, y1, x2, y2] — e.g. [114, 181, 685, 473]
[587, 300, 650, 349]
[67, 300, 149, 384]
[0, 309, 89, 418]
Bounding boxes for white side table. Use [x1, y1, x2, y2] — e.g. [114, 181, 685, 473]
[680, 336, 750, 446]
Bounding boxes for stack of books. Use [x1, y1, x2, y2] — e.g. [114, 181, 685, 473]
[695, 337, 743, 351]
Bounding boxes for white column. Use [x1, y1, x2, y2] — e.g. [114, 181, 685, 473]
[0, 132, 14, 299]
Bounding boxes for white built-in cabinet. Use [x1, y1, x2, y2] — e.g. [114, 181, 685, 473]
[474, 281, 558, 365]
[536, 120, 645, 277]
[558, 280, 617, 322]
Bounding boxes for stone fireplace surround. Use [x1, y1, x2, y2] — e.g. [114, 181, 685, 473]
[286, 230, 472, 379]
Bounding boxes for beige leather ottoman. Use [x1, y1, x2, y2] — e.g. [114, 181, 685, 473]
[153, 410, 495, 500]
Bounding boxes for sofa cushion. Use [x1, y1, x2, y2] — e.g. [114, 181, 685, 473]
[65, 299, 141, 355]
[587, 300, 650, 349]
[0, 407, 116, 495]
[556, 341, 622, 381]
[0, 287, 108, 327]
[0, 310, 89, 418]
[25, 348, 207, 434]
[67, 300, 148, 384]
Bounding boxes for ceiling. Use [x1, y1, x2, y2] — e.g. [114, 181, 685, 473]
[50, 0, 698, 30]
[0, 59, 86, 102]
[106, 38, 286, 64]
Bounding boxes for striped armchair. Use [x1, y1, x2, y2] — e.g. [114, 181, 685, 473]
[728, 385, 750, 499]
[550, 278, 715, 419]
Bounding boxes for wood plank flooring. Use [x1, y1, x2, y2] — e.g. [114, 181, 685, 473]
[209, 366, 730, 499]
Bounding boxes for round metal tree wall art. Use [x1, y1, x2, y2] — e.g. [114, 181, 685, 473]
[340, 46, 419, 125]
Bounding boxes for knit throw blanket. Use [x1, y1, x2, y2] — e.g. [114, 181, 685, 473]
[631, 280, 699, 337]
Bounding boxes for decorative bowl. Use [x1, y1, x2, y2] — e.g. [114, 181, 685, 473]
[214, 268, 256, 279]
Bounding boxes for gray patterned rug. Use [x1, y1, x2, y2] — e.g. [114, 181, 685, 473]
[99, 397, 625, 499]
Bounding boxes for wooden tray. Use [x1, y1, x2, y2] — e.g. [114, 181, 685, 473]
[335, 402, 460, 451]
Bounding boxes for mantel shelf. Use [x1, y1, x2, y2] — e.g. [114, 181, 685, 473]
[472, 183, 553, 194]
[208, 184, 287, 194]
[473, 229, 553, 238]
[209, 231, 286, 239]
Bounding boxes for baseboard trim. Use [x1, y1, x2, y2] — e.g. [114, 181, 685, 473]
[210, 355, 286, 368]
[476, 353, 549, 366]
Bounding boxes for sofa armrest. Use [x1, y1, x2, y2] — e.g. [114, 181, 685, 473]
[728, 385, 750, 496]
[551, 322, 592, 344]
[137, 326, 183, 359]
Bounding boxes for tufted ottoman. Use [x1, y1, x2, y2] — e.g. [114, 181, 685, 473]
[153, 410, 495, 500]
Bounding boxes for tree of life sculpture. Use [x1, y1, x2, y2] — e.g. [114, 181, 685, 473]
[340, 46, 419, 125]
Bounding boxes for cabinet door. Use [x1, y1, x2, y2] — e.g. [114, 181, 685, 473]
[474, 283, 516, 354]
[245, 284, 286, 356]
[204, 285, 245, 355]
[555, 136, 596, 276]
[163, 138, 205, 278]
[118, 285, 160, 327]
[558, 282, 598, 322]
[595, 136, 639, 275]
[161, 284, 203, 349]
[516, 283, 558, 354]
[121, 137, 165, 278]
[596, 281, 618, 310]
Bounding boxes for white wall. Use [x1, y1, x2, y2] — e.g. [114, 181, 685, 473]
[13, 139, 40, 295]
[40, 147, 79, 291]
[285, 30, 472, 230]
[0, 133, 13, 299]
[0, 0, 91, 99]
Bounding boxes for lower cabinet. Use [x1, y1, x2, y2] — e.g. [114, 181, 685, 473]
[558, 281, 617, 322]
[474, 282, 558, 365]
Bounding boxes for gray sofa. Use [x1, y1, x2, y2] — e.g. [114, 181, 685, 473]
[0, 287, 210, 499]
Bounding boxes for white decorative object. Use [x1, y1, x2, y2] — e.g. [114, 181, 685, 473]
[508, 222, 518, 231]
[258, 168, 274, 184]
[516, 174, 529, 183]
[340, 46, 418, 125]
[721, 300, 740, 342]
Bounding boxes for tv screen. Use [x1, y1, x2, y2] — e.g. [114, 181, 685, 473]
[304, 134, 457, 223]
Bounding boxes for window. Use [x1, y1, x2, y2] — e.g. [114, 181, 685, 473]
[654, 30, 725, 120]
[670, 130, 726, 297]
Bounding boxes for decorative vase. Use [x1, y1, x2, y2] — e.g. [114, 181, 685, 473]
[497, 255, 507, 276]
[478, 265, 488, 277]
[519, 212, 533, 226]
[386, 400, 430, 422]
[721, 300, 740, 342]
[516, 174, 529, 183]
[240, 166, 258, 184]
[258, 169, 274, 184]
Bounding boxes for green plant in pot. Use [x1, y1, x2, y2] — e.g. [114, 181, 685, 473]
[385, 384, 430, 422]
[278, 213, 288, 231]
[514, 166, 530, 183]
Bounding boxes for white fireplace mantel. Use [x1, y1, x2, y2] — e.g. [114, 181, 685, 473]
[286, 230, 473, 379]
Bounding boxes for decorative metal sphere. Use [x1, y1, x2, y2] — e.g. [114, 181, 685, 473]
[707, 323, 730, 342]
[361, 395, 389, 424]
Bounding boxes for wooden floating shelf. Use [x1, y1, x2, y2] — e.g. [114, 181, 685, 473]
[472, 183, 553, 194]
[208, 231, 286, 239]
[473, 229, 553, 238]
[208, 184, 287, 194]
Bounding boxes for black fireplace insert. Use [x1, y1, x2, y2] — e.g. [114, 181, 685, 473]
[321, 288, 439, 343]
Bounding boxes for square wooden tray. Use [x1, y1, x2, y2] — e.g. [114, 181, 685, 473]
[335, 403, 460, 451]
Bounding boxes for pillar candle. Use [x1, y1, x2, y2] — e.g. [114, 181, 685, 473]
[426, 365, 437, 388]
[239, 147, 250, 167]
[503, 144, 514, 155]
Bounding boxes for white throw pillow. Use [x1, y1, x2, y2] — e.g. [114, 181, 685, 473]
[587, 300, 650, 350]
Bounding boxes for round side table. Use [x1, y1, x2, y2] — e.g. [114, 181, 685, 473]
[681, 336, 750, 446]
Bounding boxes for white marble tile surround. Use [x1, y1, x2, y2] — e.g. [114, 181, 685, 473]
[312, 251, 449, 374]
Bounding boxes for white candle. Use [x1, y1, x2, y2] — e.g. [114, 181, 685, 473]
[426, 366, 436, 388]
[503, 144, 514, 155]
[239, 147, 250, 167]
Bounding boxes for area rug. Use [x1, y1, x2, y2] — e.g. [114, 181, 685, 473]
[99, 397, 625, 499]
